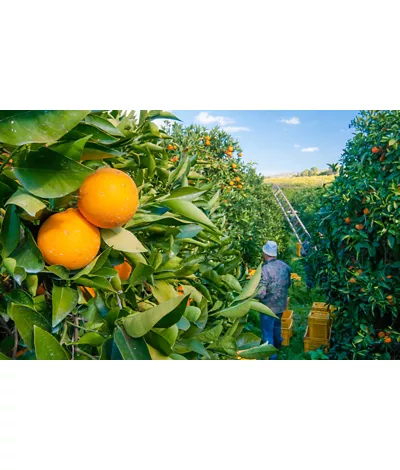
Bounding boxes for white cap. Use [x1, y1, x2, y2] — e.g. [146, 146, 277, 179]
[263, 240, 278, 257]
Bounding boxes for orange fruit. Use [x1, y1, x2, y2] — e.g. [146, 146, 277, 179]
[173, 145, 177, 150]
[382, 166, 386, 171]
[79, 286, 96, 299]
[238, 184, 243, 189]
[345, 217, 351, 224]
[384, 337, 392, 343]
[387, 275, 392, 279]
[355, 224, 364, 230]
[378, 331, 385, 338]
[167, 144, 173, 151]
[114, 260, 132, 281]
[372, 146, 381, 154]
[232, 163, 237, 169]
[238, 153, 242, 157]
[37, 208, 100, 270]
[349, 277, 357, 284]
[78, 167, 139, 229]
[357, 269, 363, 274]
[228, 146, 234, 152]
[235, 176, 241, 182]
[229, 181, 234, 186]
[363, 208, 369, 215]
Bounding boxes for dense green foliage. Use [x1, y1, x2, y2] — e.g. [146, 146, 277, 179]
[311, 110, 400, 359]
[0, 110, 279, 360]
[167, 123, 289, 267]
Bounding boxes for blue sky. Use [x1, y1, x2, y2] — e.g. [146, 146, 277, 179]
[172, 110, 358, 175]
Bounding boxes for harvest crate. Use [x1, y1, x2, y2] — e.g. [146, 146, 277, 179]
[312, 302, 336, 314]
[281, 319, 293, 346]
[308, 311, 332, 338]
[281, 310, 293, 334]
[304, 326, 331, 353]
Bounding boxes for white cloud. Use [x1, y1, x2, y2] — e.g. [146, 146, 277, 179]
[222, 126, 250, 133]
[301, 147, 319, 153]
[279, 117, 301, 125]
[195, 112, 234, 127]
[293, 144, 301, 148]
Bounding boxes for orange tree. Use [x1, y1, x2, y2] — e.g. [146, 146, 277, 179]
[0, 110, 278, 360]
[311, 111, 400, 359]
[166, 123, 289, 267]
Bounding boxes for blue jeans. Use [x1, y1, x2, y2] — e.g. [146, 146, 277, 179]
[260, 312, 283, 360]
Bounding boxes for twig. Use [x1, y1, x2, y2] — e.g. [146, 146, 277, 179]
[12, 327, 18, 360]
[0, 147, 18, 174]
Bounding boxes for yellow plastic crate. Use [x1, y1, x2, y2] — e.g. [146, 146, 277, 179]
[304, 326, 331, 353]
[312, 302, 336, 314]
[282, 319, 293, 346]
[308, 311, 332, 338]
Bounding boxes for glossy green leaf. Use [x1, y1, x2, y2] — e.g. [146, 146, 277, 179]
[129, 262, 155, 286]
[11, 304, 50, 349]
[34, 326, 69, 360]
[176, 316, 191, 331]
[221, 274, 242, 293]
[194, 323, 223, 343]
[6, 188, 46, 217]
[76, 276, 115, 292]
[184, 306, 201, 322]
[146, 111, 182, 122]
[25, 274, 39, 297]
[249, 301, 278, 318]
[145, 330, 172, 356]
[13, 147, 93, 198]
[236, 263, 262, 301]
[3, 257, 26, 285]
[237, 342, 277, 359]
[50, 135, 92, 161]
[70, 123, 119, 145]
[77, 332, 107, 347]
[71, 248, 111, 280]
[216, 299, 253, 319]
[175, 338, 210, 358]
[12, 230, 45, 273]
[163, 200, 218, 232]
[114, 326, 151, 360]
[123, 294, 189, 338]
[236, 332, 261, 349]
[165, 187, 207, 202]
[208, 336, 237, 356]
[101, 228, 147, 253]
[1, 205, 20, 258]
[0, 110, 89, 146]
[46, 265, 70, 280]
[151, 280, 177, 303]
[4, 289, 34, 308]
[81, 142, 123, 161]
[85, 115, 125, 137]
[52, 286, 78, 327]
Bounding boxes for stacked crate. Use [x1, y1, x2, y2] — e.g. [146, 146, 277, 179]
[304, 302, 335, 353]
[281, 297, 293, 346]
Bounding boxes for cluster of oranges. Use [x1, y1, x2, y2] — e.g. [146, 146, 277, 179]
[167, 144, 177, 151]
[37, 167, 138, 281]
[204, 135, 211, 147]
[225, 145, 234, 157]
[228, 176, 243, 190]
[377, 331, 392, 343]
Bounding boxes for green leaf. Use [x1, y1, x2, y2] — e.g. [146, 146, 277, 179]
[175, 338, 210, 358]
[25, 274, 39, 296]
[101, 228, 147, 253]
[46, 265, 70, 280]
[129, 262, 155, 286]
[114, 326, 151, 360]
[50, 135, 92, 161]
[1, 205, 20, 258]
[249, 301, 278, 318]
[145, 330, 172, 356]
[162, 200, 219, 232]
[6, 188, 46, 217]
[208, 336, 237, 356]
[77, 332, 107, 347]
[0, 110, 90, 146]
[221, 274, 242, 293]
[151, 280, 177, 303]
[12, 230, 45, 273]
[237, 342, 277, 359]
[165, 187, 207, 202]
[176, 316, 191, 331]
[123, 295, 189, 338]
[236, 263, 262, 301]
[236, 332, 261, 349]
[184, 306, 201, 322]
[11, 304, 50, 349]
[216, 299, 253, 320]
[13, 147, 93, 198]
[0, 352, 10, 360]
[4, 289, 34, 308]
[3, 257, 26, 285]
[146, 111, 182, 122]
[71, 248, 111, 280]
[76, 276, 115, 292]
[52, 286, 79, 327]
[194, 323, 223, 343]
[81, 142, 123, 161]
[85, 115, 125, 137]
[34, 326, 69, 360]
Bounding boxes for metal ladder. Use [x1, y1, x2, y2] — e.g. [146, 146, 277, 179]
[271, 184, 310, 245]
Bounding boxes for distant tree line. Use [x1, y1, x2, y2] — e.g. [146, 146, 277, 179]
[294, 163, 339, 177]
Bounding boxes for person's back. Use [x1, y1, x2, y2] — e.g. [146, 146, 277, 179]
[259, 258, 291, 314]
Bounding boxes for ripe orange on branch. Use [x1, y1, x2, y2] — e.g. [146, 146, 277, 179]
[37, 208, 100, 270]
[371, 146, 381, 154]
[345, 217, 351, 224]
[78, 167, 139, 229]
[114, 260, 132, 281]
